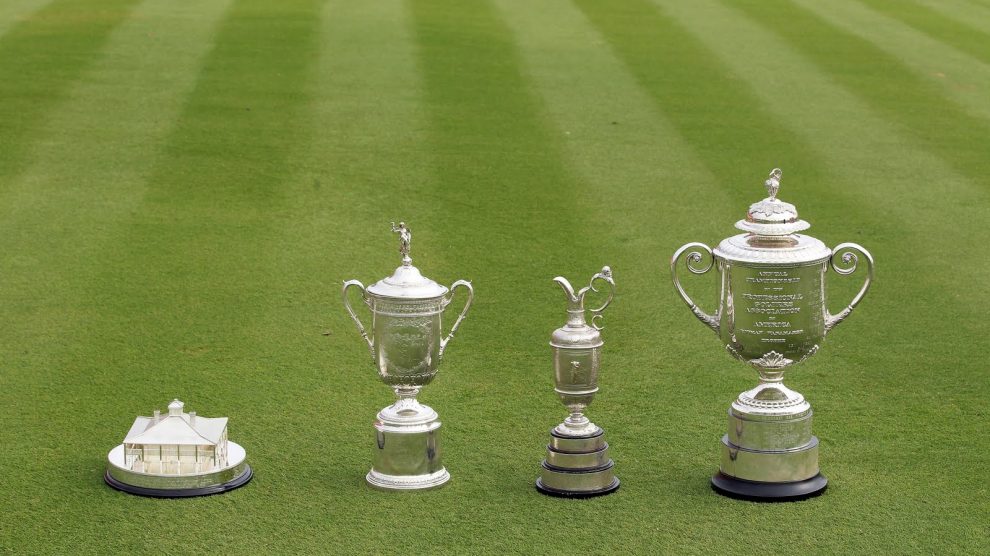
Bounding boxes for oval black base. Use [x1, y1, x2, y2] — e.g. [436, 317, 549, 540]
[104, 465, 253, 498]
[535, 477, 620, 499]
[711, 472, 826, 502]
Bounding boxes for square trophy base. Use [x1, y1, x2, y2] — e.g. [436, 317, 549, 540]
[713, 397, 827, 501]
[536, 427, 619, 498]
[366, 403, 449, 491]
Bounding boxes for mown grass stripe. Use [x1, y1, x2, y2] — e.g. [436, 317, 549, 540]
[788, 0, 990, 124]
[858, 0, 990, 65]
[725, 0, 990, 190]
[0, 0, 53, 39]
[408, 0, 603, 356]
[573, 0, 825, 206]
[0, 0, 140, 181]
[0, 0, 235, 428]
[914, 0, 990, 30]
[77, 0, 321, 411]
[0, 1, 321, 551]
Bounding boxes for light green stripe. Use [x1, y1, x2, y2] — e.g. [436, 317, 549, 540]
[0, 0, 141, 180]
[0, 0, 235, 363]
[262, 0, 435, 472]
[493, 0, 735, 226]
[794, 0, 990, 124]
[0, 0, 235, 479]
[0, 0, 52, 39]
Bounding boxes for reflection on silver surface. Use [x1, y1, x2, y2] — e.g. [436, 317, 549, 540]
[343, 222, 473, 490]
[672, 169, 873, 490]
[104, 400, 251, 496]
[537, 267, 619, 497]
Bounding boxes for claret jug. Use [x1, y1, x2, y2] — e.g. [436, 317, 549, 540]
[671, 169, 873, 500]
[342, 222, 473, 490]
[536, 266, 620, 498]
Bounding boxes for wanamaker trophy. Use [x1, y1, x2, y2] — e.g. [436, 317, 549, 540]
[536, 266, 620, 498]
[343, 222, 474, 490]
[671, 169, 874, 501]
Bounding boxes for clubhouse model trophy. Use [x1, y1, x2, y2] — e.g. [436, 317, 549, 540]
[671, 169, 873, 500]
[536, 266, 620, 498]
[343, 222, 473, 490]
[105, 399, 252, 498]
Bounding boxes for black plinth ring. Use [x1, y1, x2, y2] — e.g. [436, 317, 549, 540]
[535, 477, 620, 499]
[104, 465, 253, 498]
[710, 472, 826, 502]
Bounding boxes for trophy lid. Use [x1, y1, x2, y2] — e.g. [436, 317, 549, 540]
[365, 222, 449, 299]
[716, 168, 831, 264]
[734, 168, 811, 236]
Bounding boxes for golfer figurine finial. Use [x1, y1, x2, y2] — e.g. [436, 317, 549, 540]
[391, 221, 412, 265]
[765, 168, 782, 201]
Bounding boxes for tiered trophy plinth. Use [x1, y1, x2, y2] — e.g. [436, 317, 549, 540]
[711, 381, 827, 501]
[366, 396, 449, 490]
[536, 426, 619, 498]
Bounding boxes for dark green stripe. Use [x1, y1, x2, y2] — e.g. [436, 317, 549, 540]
[726, 0, 990, 190]
[860, 0, 990, 65]
[0, 0, 139, 180]
[573, 0, 827, 204]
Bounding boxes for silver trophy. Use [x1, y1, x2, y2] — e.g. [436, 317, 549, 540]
[536, 266, 620, 498]
[342, 222, 473, 490]
[672, 169, 873, 501]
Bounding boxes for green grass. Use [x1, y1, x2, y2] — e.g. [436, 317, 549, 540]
[1, 0, 988, 553]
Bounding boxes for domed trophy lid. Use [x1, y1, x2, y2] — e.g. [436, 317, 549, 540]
[735, 168, 811, 237]
[550, 266, 615, 349]
[366, 222, 449, 300]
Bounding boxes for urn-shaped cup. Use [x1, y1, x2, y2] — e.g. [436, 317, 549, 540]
[342, 222, 473, 401]
[671, 168, 873, 375]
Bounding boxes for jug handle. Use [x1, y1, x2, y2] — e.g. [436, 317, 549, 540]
[671, 243, 719, 334]
[825, 243, 874, 333]
[439, 280, 474, 360]
[342, 280, 374, 358]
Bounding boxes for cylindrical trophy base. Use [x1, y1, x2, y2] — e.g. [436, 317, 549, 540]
[368, 411, 448, 491]
[719, 434, 820, 483]
[711, 471, 827, 501]
[104, 442, 252, 498]
[536, 428, 619, 498]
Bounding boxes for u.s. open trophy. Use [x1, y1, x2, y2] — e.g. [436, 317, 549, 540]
[671, 169, 873, 501]
[536, 266, 620, 498]
[342, 222, 473, 490]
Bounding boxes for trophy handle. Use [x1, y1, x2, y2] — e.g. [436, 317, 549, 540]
[585, 266, 615, 331]
[439, 279, 474, 360]
[671, 242, 719, 334]
[825, 243, 874, 333]
[342, 279, 374, 358]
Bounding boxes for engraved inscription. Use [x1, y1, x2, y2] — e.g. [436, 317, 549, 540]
[743, 270, 804, 343]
